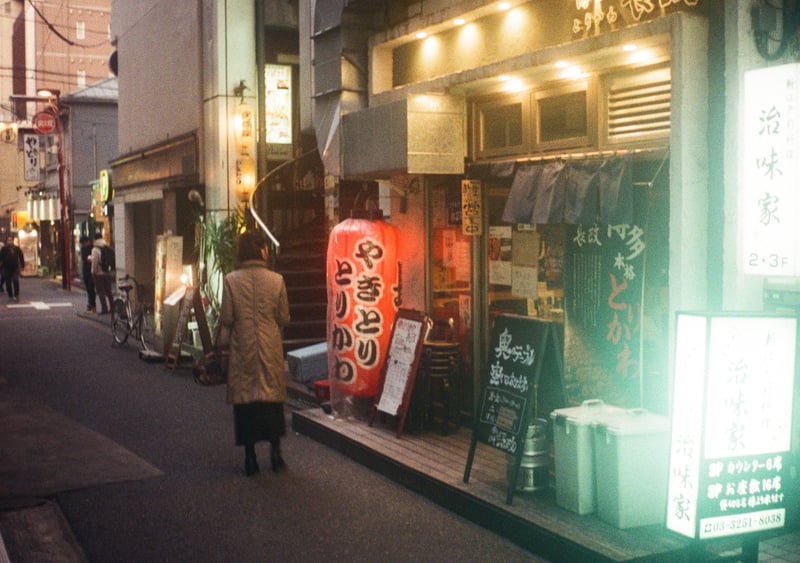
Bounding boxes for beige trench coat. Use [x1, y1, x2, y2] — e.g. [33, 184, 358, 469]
[220, 260, 290, 405]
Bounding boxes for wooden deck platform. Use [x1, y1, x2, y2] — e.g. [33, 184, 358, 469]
[292, 407, 700, 562]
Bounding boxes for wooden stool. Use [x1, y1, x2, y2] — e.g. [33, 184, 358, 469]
[421, 341, 461, 435]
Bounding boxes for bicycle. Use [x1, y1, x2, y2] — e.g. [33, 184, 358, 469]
[111, 274, 153, 352]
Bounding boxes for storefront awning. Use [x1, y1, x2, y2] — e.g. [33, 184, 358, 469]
[468, 155, 633, 225]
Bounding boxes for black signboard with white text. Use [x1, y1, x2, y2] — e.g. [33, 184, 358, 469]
[463, 314, 564, 504]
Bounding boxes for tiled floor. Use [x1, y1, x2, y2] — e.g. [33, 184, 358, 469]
[759, 530, 800, 562]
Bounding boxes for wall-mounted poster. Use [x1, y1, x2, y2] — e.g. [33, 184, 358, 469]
[667, 313, 797, 540]
[563, 223, 646, 407]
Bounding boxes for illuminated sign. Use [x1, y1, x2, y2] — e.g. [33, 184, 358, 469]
[667, 312, 797, 540]
[741, 63, 800, 276]
[265, 64, 292, 159]
[327, 215, 401, 398]
[98, 169, 111, 203]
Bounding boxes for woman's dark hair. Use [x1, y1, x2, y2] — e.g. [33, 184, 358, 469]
[236, 231, 268, 263]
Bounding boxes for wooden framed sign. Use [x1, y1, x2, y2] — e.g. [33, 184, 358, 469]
[370, 309, 429, 438]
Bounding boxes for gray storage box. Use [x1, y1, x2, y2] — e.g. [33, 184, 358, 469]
[287, 342, 328, 383]
[551, 399, 625, 515]
[593, 409, 670, 528]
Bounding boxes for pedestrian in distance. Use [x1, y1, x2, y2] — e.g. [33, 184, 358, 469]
[80, 236, 97, 312]
[0, 235, 25, 302]
[89, 233, 114, 314]
[219, 230, 290, 476]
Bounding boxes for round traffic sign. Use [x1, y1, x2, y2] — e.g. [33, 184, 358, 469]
[32, 111, 57, 134]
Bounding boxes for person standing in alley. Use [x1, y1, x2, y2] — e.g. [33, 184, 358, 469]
[0, 235, 24, 301]
[90, 233, 114, 314]
[219, 230, 290, 476]
[80, 236, 97, 313]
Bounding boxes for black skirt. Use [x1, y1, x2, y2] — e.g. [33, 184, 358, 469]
[233, 402, 286, 446]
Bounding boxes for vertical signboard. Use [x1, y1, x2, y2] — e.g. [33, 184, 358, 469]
[563, 222, 647, 407]
[23, 134, 40, 181]
[741, 63, 800, 276]
[667, 313, 797, 540]
[460, 179, 482, 235]
[265, 63, 292, 159]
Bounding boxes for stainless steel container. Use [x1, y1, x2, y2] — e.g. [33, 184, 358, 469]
[507, 418, 549, 492]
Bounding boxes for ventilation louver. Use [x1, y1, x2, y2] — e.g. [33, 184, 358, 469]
[605, 67, 671, 144]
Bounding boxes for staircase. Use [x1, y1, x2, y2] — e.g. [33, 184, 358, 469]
[275, 220, 328, 353]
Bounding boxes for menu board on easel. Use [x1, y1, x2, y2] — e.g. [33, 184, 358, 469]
[463, 314, 564, 505]
[370, 309, 428, 438]
[165, 287, 213, 370]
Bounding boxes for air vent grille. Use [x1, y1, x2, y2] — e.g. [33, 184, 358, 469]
[606, 67, 670, 143]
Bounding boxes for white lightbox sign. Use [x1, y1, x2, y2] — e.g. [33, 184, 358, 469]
[667, 313, 797, 540]
[265, 64, 292, 159]
[741, 64, 800, 276]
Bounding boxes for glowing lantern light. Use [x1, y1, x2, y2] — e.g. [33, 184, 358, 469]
[326, 200, 400, 398]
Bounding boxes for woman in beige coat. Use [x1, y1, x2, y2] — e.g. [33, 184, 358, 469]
[220, 231, 290, 476]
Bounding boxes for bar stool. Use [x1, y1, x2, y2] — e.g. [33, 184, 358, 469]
[421, 341, 461, 435]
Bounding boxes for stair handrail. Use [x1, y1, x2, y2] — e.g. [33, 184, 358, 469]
[247, 147, 321, 256]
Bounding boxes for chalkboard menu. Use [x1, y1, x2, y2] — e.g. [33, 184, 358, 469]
[370, 309, 429, 437]
[463, 314, 564, 504]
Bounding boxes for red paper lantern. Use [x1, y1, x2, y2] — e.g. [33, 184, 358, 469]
[326, 206, 400, 397]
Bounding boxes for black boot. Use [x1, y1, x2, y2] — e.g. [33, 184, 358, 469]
[244, 444, 259, 476]
[270, 440, 285, 472]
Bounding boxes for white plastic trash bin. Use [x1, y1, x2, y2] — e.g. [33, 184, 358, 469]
[551, 399, 626, 515]
[593, 408, 671, 529]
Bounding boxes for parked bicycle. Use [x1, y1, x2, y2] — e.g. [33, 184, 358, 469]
[111, 274, 153, 352]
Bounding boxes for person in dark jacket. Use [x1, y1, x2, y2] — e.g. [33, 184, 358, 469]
[0, 235, 25, 301]
[219, 231, 290, 476]
[80, 236, 97, 312]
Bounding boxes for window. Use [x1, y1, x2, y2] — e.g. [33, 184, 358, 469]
[474, 95, 530, 158]
[76, 21, 85, 40]
[77, 70, 86, 87]
[534, 79, 595, 151]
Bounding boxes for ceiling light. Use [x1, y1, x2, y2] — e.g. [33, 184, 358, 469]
[498, 2, 511, 10]
[454, 18, 465, 26]
[416, 31, 428, 39]
[623, 44, 637, 52]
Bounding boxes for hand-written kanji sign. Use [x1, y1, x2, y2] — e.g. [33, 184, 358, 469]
[464, 315, 565, 505]
[741, 63, 800, 276]
[23, 134, 40, 181]
[370, 309, 428, 437]
[461, 179, 482, 236]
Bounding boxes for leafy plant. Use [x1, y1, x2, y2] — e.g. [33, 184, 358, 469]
[194, 208, 244, 318]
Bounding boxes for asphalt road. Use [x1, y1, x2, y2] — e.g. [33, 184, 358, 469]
[0, 276, 544, 562]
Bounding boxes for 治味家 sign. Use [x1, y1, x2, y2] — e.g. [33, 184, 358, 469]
[667, 313, 797, 540]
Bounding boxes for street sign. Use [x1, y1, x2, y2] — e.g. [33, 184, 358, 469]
[32, 111, 57, 134]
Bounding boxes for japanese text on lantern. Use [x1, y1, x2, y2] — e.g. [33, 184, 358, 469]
[741, 63, 800, 275]
[332, 236, 387, 384]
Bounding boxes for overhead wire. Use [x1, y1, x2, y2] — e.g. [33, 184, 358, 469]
[25, 0, 112, 49]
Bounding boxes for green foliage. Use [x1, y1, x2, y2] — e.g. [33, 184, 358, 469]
[194, 208, 244, 317]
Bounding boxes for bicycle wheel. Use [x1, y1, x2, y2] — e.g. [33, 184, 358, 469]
[135, 306, 153, 351]
[111, 298, 130, 345]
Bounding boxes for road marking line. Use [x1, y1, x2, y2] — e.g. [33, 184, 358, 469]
[7, 301, 74, 310]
